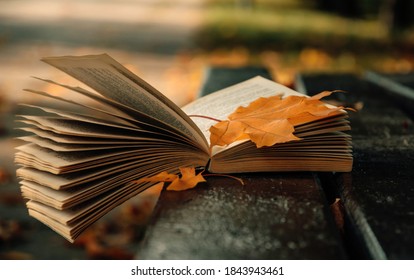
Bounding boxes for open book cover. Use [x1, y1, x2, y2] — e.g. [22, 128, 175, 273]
[15, 54, 353, 242]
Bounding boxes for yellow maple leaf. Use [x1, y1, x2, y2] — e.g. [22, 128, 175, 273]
[209, 91, 345, 148]
[135, 167, 206, 191]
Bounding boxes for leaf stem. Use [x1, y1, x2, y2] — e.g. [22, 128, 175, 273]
[203, 173, 245, 186]
[188, 114, 222, 122]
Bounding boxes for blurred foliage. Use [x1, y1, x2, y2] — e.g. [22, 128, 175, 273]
[194, 0, 414, 86]
[195, 0, 414, 53]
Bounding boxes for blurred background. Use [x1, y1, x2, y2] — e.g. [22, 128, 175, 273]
[1, 0, 413, 259]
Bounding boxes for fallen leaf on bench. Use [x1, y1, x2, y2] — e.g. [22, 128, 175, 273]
[167, 167, 206, 191]
[330, 198, 345, 234]
[135, 167, 206, 191]
[209, 91, 346, 148]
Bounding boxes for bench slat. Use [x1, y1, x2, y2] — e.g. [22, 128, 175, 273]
[137, 174, 346, 259]
[296, 73, 414, 259]
[198, 66, 273, 97]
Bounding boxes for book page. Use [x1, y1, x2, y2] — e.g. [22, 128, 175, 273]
[41, 54, 207, 148]
[22, 85, 206, 151]
[19, 127, 141, 145]
[182, 76, 304, 142]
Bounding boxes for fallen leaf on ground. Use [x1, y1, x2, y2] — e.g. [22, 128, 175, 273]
[74, 227, 134, 260]
[0, 168, 10, 184]
[0, 220, 24, 243]
[210, 91, 346, 148]
[0, 251, 33, 260]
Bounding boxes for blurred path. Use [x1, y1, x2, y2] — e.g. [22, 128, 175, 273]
[0, 0, 205, 54]
[0, 0, 206, 105]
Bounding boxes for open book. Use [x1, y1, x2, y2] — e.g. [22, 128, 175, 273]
[15, 54, 352, 242]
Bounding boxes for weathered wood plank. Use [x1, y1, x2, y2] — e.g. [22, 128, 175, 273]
[137, 174, 346, 259]
[136, 68, 346, 260]
[197, 66, 273, 97]
[296, 73, 414, 259]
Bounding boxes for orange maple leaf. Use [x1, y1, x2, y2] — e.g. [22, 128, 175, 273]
[135, 167, 206, 191]
[209, 91, 345, 148]
[167, 167, 206, 191]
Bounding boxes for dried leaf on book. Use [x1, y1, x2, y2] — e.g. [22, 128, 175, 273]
[209, 91, 347, 148]
[135, 167, 206, 191]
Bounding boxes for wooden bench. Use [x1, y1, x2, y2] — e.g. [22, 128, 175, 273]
[297, 72, 414, 259]
[136, 67, 414, 260]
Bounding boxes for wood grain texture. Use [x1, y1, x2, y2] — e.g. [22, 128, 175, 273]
[137, 174, 345, 259]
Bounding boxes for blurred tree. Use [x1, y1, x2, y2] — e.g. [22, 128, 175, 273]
[311, 0, 414, 34]
[313, 0, 360, 18]
[235, 0, 255, 10]
[380, 0, 414, 34]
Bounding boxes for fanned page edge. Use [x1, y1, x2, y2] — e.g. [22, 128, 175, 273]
[15, 55, 217, 242]
[41, 53, 209, 151]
